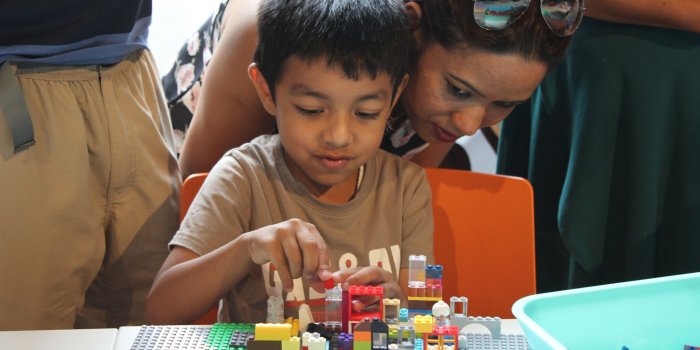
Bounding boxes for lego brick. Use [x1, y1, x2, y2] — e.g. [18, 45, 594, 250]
[414, 338, 424, 350]
[412, 315, 433, 335]
[255, 323, 293, 341]
[348, 286, 384, 296]
[460, 333, 529, 350]
[230, 329, 256, 348]
[307, 333, 327, 350]
[354, 330, 371, 341]
[338, 333, 354, 350]
[406, 296, 442, 302]
[449, 297, 468, 318]
[398, 308, 409, 323]
[282, 337, 301, 350]
[249, 340, 283, 350]
[354, 340, 372, 350]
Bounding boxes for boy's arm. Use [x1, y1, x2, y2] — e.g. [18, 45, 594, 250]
[147, 219, 332, 325]
[147, 240, 255, 324]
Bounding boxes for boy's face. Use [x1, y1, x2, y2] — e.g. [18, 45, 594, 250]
[250, 56, 406, 198]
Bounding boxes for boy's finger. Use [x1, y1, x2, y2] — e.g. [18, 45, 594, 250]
[298, 226, 320, 281]
[331, 267, 361, 283]
[314, 234, 332, 281]
[269, 250, 294, 293]
[341, 266, 386, 288]
[351, 296, 380, 312]
[281, 234, 303, 279]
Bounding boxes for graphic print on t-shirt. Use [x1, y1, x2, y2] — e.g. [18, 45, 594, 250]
[261, 244, 401, 322]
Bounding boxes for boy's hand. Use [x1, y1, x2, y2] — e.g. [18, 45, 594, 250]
[242, 218, 332, 292]
[332, 266, 404, 312]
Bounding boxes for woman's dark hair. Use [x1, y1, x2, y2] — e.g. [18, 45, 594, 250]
[418, 0, 571, 66]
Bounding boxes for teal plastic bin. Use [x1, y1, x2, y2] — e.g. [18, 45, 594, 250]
[512, 272, 700, 349]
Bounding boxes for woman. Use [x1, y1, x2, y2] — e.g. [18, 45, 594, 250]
[497, 0, 700, 291]
[167, 0, 582, 178]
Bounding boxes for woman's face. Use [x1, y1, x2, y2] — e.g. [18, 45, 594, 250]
[401, 41, 548, 144]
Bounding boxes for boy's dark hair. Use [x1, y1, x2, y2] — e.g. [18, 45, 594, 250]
[254, 0, 413, 99]
[419, 0, 571, 67]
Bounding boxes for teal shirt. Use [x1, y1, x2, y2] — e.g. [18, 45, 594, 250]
[498, 18, 700, 291]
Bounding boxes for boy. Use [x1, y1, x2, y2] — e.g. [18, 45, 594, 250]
[147, 0, 434, 325]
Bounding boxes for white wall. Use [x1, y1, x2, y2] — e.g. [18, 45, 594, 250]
[149, 0, 222, 74]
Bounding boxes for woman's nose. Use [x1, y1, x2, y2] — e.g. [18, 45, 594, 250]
[450, 106, 485, 136]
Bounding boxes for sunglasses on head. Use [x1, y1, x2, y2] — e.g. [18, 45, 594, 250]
[472, 0, 585, 37]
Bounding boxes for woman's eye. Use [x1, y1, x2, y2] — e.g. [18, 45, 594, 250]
[295, 106, 322, 116]
[495, 101, 520, 109]
[447, 81, 471, 98]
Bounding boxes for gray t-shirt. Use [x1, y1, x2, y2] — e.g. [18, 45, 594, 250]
[171, 134, 434, 323]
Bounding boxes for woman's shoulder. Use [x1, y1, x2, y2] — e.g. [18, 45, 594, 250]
[381, 115, 428, 157]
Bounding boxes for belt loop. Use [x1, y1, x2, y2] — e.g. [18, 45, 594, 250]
[0, 62, 36, 153]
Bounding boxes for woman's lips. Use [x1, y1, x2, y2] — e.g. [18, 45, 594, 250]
[434, 124, 459, 143]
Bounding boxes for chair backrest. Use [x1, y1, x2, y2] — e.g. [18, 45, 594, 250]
[425, 168, 536, 318]
[181, 173, 208, 223]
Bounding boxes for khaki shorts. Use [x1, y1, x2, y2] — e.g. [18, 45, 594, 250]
[0, 50, 181, 329]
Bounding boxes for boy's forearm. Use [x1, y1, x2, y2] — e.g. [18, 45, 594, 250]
[147, 237, 254, 324]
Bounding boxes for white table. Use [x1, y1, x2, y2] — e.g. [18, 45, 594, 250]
[0, 328, 117, 350]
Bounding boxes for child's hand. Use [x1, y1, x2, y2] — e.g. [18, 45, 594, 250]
[242, 218, 332, 292]
[332, 266, 404, 312]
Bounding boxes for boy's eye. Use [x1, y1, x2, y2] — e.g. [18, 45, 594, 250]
[447, 81, 471, 98]
[356, 111, 380, 120]
[295, 106, 323, 116]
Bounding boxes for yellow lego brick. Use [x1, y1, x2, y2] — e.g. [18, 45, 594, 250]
[282, 336, 300, 350]
[383, 298, 400, 306]
[255, 323, 292, 341]
[413, 315, 434, 334]
[406, 297, 442, 302]
[285, 317, 299, 337]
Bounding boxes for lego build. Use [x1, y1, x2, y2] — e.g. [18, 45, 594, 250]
[130, 255, 528, 350]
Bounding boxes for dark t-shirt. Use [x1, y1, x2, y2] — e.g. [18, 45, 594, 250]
[0, 0, 151, 65]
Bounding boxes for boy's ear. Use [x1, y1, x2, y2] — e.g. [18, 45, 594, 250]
[248, 63, 277, 116]
[391, 74, 410, 110]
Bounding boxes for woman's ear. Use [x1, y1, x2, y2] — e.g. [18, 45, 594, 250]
[405, 1, 423, 32]
[405, 1, 425, 48]
[247, 63, 277, 116]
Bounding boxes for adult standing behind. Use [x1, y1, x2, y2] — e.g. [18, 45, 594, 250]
[0, 1, 180, 329]
[497, 1, 700, 292]
[174, 0, 584, 178]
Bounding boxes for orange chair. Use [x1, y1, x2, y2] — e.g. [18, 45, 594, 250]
[425, 168, 536, 318]
[180, 173, 208, 222]
[180, 172, 218, 324]
[181, 170, 535, 320]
